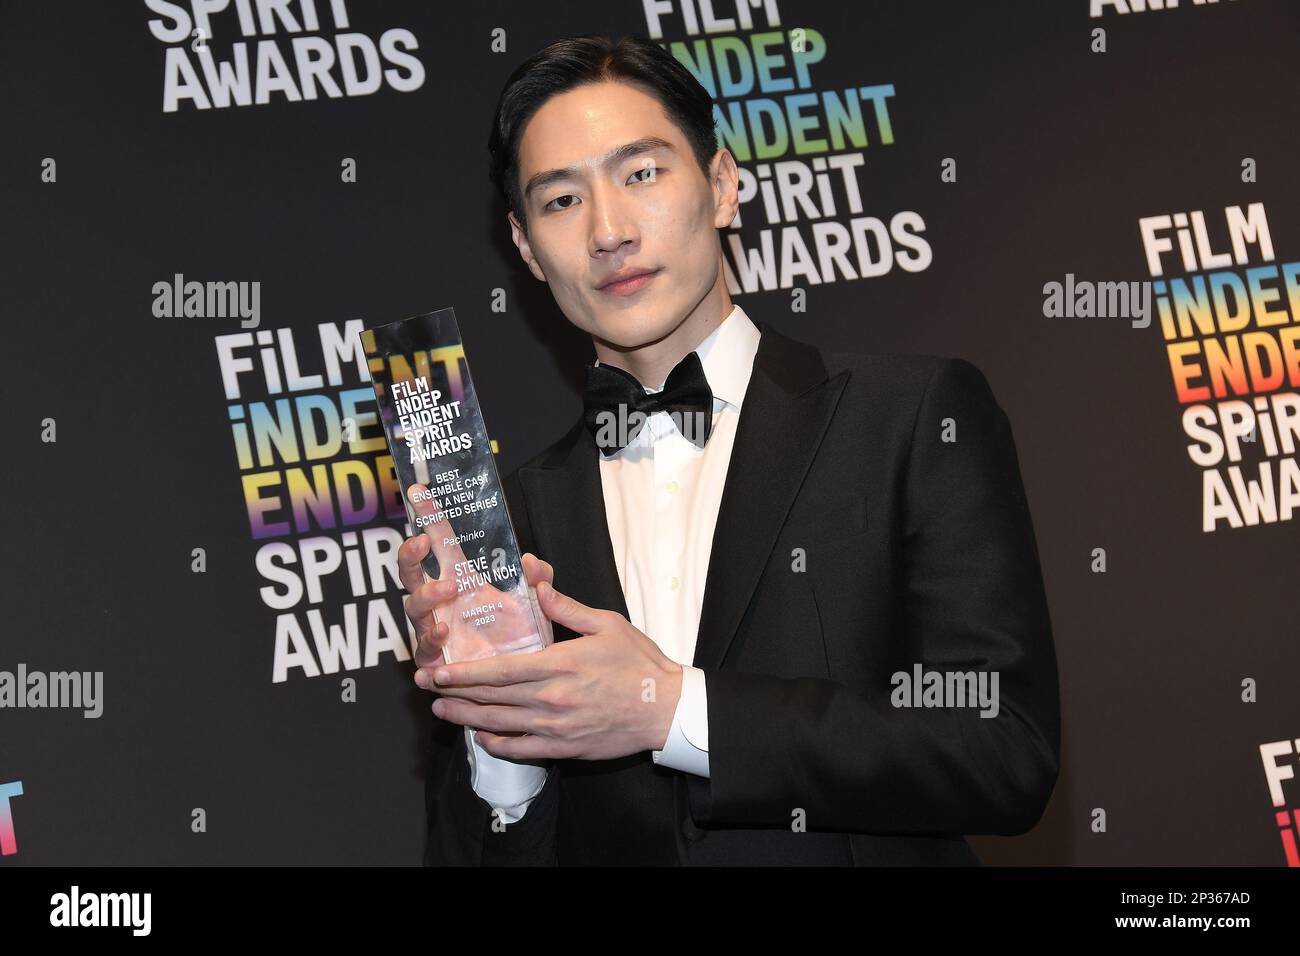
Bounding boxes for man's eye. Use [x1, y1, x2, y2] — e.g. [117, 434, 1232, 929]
[543, 168, 660, 212]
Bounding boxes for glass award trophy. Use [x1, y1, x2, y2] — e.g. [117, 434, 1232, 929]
[360, 307, 551, 665]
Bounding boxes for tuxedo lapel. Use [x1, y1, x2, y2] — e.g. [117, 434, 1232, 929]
[517, 420, 630, 637]
[516, 320, 848, 665]
[691, 321, 849, 670]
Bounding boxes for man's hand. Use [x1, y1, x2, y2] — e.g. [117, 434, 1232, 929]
[400, 542, 554, 664]
[415, 576, 685, 762]
[398, 481, 554, 664]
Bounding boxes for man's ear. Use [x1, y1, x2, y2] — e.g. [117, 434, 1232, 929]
[508, 211, 548, 283]
[709, 148, 740, 230]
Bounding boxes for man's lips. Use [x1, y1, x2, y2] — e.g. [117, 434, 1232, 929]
[597, 269, 660, 296]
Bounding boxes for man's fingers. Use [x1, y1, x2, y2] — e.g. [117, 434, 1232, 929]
[536, 580, 606, 636]
[404, 575, 458, 625]
[415, 621, 449, 669]
[396, 533, 432, 594]
[405, 482, 469, 577]
[431, 644, 559, 686]
[521, 552, 554, 589]
[519, 554, 556, 648]
[475, 730, 564, 761]
[431, 700, 542, 735]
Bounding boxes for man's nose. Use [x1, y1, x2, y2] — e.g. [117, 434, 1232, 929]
[587, 181, 638, 256]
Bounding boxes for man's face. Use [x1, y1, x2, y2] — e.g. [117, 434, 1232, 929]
[508, 80, 736, 350]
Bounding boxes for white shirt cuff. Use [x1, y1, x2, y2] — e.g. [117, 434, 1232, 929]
[464, 725, 548, 825]
[651, 665, 710, 778]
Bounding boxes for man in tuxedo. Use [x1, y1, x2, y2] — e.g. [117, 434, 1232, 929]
[400, 34, 1060, 865]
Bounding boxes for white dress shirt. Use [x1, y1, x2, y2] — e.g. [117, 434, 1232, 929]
[463, 303, 762, 823]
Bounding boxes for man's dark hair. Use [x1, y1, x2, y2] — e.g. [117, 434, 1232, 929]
[487, 33, 720, 234]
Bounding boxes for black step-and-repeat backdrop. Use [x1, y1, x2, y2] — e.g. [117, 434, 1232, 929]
[2, 1, 1297, 866]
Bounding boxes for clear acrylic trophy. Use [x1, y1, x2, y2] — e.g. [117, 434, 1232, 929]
[360, 307, 551, 665]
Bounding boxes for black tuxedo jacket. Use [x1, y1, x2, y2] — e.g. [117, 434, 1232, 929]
[424, 319, 1060, 865]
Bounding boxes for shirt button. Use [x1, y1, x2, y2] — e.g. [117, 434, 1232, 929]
[666, 480, 679, 494]
[669, 576, 680, 590]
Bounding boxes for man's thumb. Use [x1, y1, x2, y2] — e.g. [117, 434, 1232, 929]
[537, 580, 604, 635]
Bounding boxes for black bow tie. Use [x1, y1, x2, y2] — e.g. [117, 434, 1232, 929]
[583, 350, 714, 456]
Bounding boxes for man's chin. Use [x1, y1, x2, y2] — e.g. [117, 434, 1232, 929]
[590, 316, 682, 352]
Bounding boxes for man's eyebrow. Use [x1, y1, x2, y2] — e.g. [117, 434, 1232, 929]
[522, 136, 676, 202]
